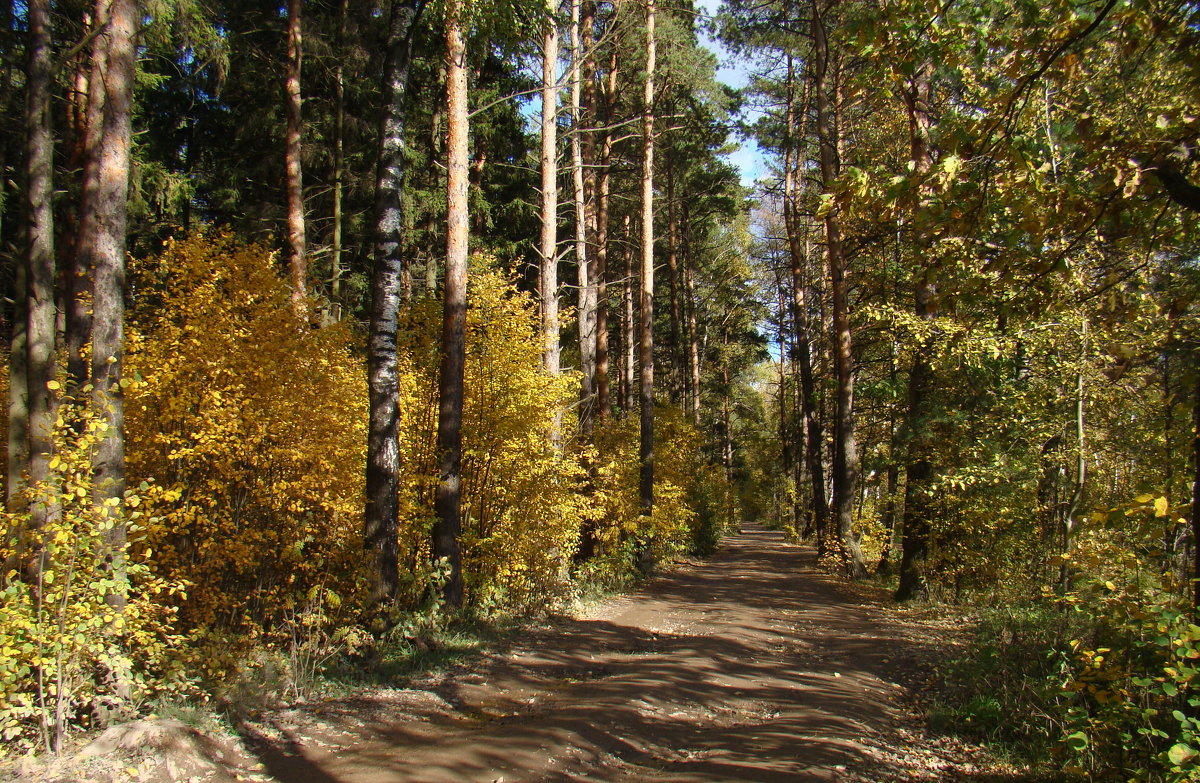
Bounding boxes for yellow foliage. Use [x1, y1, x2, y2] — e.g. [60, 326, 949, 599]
[125, 234, 369, 636]
[0, 402, 188, 755]
[394, 259, 589, 608]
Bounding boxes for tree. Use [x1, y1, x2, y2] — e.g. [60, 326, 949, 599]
[638, 0, 656, 529]
[23, 0, 56, 536]
[82, 0, 140, 610]
[285, 0, 307, 319]
[810, 0, 866, 578]
[433, 0, 469, 608]
[539, 0, 560, 375]
[365, 0, 422, 608]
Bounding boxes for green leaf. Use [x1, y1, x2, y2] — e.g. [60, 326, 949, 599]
[1066, 731, 1089, 751]
[1167, 744, 1197, 766]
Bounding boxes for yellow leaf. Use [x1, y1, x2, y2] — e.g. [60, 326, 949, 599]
[1154, 497, 1169, 517]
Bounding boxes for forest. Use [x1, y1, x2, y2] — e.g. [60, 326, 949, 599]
[0, 0, 1197, 778]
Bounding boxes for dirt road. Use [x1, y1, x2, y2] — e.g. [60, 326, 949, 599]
[230, 524, 1005, 782]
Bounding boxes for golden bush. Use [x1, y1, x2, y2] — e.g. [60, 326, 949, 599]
[126, 234, 369, 638]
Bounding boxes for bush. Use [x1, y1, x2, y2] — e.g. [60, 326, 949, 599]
[126, 234, 369, 641]
[0, 403, 190, 755]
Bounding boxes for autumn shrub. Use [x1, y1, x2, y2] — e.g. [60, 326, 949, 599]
[1052, 497, 1200, 781]
[0, 401, 191, 756]
[125, 233, 369, 644]
[391, 259, 591, 611]
[585, 407, 727, 582]
[938, 496, 1200, 781]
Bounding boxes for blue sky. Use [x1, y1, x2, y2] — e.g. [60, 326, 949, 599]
[693, 0, 767, 186]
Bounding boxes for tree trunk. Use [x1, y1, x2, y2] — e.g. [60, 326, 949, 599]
[812, 0, 867, 579]
[665, 169, 681, 405]
[25, 0, 57, 534]
[328, 0, 349, 322]
[782, 56, 828, 545]
[86, 0, 138, 611]
[68, 8, 108, 395]
[571, 0, 596, 431]
[539, 10, 560, 376]
[433, 0, 468, 608]
[683, 203, 701, 426]
[594, 31, 618, 421]
[285, 0, 307, 320]
[638, 0, 656, 529]
[896, 62, 938, 602]
[365, 0, 419, 608]
[7, 262, 28, 509]
[621, 213, 635, 412]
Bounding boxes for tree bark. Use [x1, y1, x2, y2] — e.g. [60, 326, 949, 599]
[896, 62, 937, 602]
[638, 0, 656, 529]
[25, 0, 57, 532]
[812, 0, 867, 579]
[68, 7, 108, 395]
[594, 30, 618, 421]
[85, 0, 138, 611]
[539, 8, 560, 376]
[285, 0, 307, 320]
[782, 56, 828, 546]
[365, 0, 419, 608]
[7, 262, 28, 509]
[328, 0, 349, 322]
[621, 213, 635, 412]
[433, 0, 468, 608]
[571, 0, 596, 430]
[683, 203, 701, 426]
[665, 169, 681, 404]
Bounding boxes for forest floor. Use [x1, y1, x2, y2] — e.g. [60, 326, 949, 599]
[14, 524, 1031, 782]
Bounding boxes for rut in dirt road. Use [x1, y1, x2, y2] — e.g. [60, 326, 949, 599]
[243, 524, 964, 782]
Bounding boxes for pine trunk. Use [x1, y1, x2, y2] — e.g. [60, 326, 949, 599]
[25, 0, 57, 531]
[87, 0, 138, 610]
[896, 63, 937, 601]
[285, 0, 307, 320]
[594, 32, 618, 421]
[539, 13, 560, 375]
[638, 0, 656, 527]
[433, 1, 469, 608]
[812, 0, 867, 578]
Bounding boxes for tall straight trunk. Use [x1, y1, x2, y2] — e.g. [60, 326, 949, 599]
[638, 0, 656, 522]
[1060, 318, 1088, 589]
[812, 0, 867, 579]
[720, 331, 732, 471]
[594, 32, 618, 421]
[365, 0, 419, 607]
[86, 0, 138, 610]
[571, 0, 595, 429]
[433, 0, 468, 608]
[285, 0, 307, 320]
[782, 55, 828, 544]
[665, 170, 681, 404]
[682, 203, 701, 426]
[896, 62, 937, 601]
[7, 263, 28, 509]
[328, 0, 348, 321]
[539, 10, 560, 376]
[621, 213, 635, 412]
[25, 0, 57, 532]
[877, 340, 900, 574]
[68, 9, 108, 394]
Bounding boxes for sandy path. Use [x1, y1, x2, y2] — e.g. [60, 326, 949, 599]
[237, 524, 998, 782]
